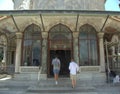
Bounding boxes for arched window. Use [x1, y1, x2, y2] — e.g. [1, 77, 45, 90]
[79, 24, 98, 66]
[0, 35, 7, 62]
[23, 24, 42, 66]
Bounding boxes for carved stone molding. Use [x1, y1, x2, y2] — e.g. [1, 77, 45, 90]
[42, 32, 48, 39]
[73, 32, 79, 38]
[97, 32, 104, 39]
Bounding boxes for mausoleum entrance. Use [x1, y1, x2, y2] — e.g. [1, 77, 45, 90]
[47, 24, 72, 77]
[49, 50, 71, 77]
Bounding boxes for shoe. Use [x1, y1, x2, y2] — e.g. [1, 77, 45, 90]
[72, 86, 75, 88]
[55, 81, 58, 85]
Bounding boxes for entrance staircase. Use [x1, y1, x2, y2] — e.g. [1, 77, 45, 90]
[26, 69, 106, 94]
[26, 78, 98, 94]
[14, 66, 106, 83]
[28, 71, 105, 94]
[0, 77, 108, 94]
[27, 74, 106, 94]
[12, 67, 106, 94]
[3, 66, 107, 94]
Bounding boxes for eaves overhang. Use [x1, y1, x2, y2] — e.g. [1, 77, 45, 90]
[0, 10, 119, 16]
[0, 10, 120, 34]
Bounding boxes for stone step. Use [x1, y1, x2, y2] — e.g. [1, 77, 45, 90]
[13, 73, 39, 80]
[26, 78, 103, 94]
[27, 84, 97, 94]
[27, 89, 97, 94]
[37, 79, 104, 86]
[0, 79, 98, 94]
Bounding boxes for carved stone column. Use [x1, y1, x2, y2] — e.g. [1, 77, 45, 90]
[41, 32, 48, 75]
[15, 32, 22, 73]
[2, 47, 7, 71]
[98, 33, 105, 72]
[73, 32, 79, 64]
[2, 47, 7, 62]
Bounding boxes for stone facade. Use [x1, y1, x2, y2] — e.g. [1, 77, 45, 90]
[0, 0, 119, 81]
[13, 0, 105, 10]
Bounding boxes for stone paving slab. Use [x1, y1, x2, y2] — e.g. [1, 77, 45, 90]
[26, 92, 98, 94]
[0, 77, 120, 94]
[0, 74, 7, 79]
[28, 85, 95, 90]
[0, 91, 24, 94]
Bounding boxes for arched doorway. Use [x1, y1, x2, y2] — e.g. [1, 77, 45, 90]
[48, 23, 73, 77]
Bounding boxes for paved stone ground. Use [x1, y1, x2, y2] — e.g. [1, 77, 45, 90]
[0, 76, 120, 94]
[0, 74, 7, 79]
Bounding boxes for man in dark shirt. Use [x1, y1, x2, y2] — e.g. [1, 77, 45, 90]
[52, 56, 61, 85]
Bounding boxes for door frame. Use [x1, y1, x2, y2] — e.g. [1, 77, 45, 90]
[47, 49, 72, 77]
[47, 24, 73, 77]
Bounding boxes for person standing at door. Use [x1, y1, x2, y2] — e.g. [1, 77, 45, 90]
[52, 55, 61, 85]
[69, 58, 79, 88]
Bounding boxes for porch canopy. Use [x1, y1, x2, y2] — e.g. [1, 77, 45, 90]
[0, 10, 120, 16]
[0, 10, 120, 73]
[0, 10, 120, 35]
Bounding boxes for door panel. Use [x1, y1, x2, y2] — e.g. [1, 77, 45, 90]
[49, 50, 71, 77]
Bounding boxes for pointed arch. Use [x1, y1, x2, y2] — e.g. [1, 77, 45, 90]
[24, 23, 42, 39]
[48, 23, 73, 77]
[49, 23, 72, 40]
[22, 23, 42, 66]
[0, 34, 7, 62]
[48, 23, 72, 49]
[79, 24, 97, 39]
[79, 24, 98, 66]
[0, 34, 7, 47]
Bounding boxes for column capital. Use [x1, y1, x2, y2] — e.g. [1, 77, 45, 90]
[16, 32, 23, 39]
[73, 32, 79, 38]
[42, 32, 48, 39]
[97, 32, 104, 39]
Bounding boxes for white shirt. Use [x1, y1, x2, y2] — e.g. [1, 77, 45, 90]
[69, 61, 79, 75]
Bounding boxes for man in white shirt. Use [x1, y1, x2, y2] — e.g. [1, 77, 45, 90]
[69, 59, 79, 88]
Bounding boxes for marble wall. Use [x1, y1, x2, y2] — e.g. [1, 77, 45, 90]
[14, 0, 105, 10]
